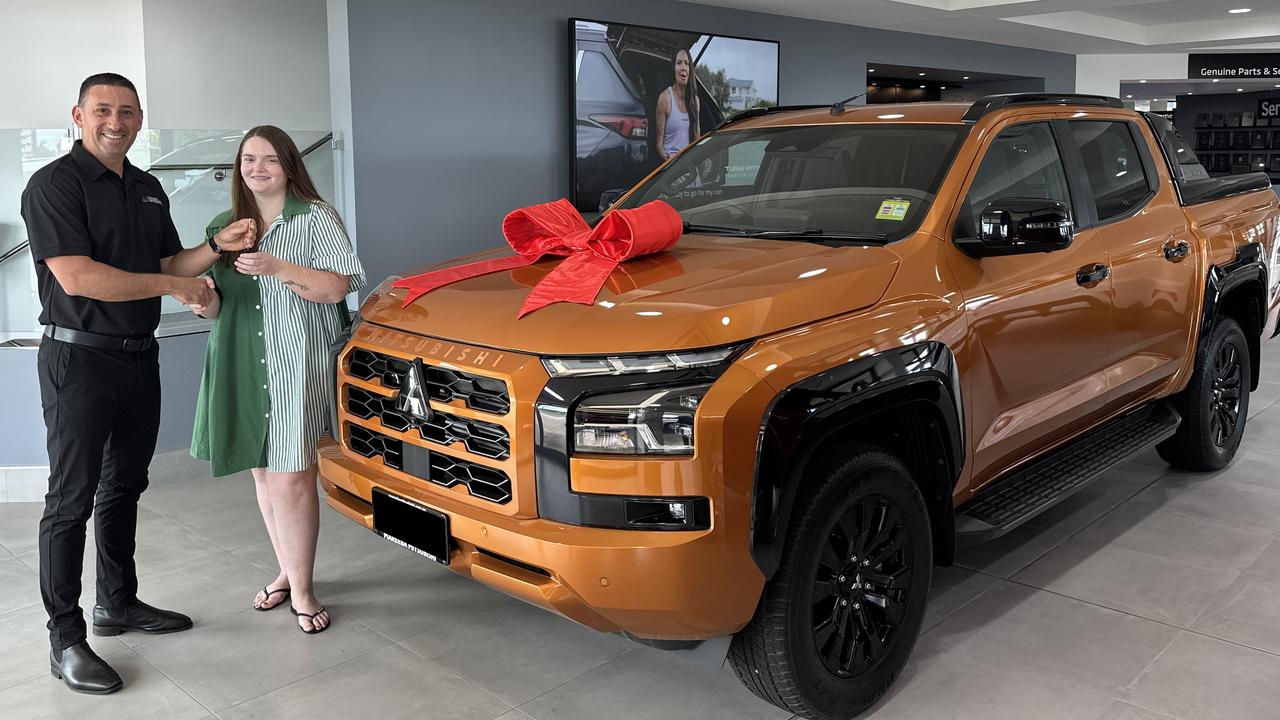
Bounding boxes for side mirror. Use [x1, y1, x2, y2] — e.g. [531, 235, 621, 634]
[956, 198, 1074, 258]
[598, 189, 625, 213]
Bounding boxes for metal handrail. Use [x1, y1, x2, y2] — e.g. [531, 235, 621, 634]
[0, 132, 334, 268]
[0, 240, 28, 265]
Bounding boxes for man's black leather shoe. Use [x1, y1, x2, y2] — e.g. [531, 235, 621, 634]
[92, 600, 193, 636]
[50, 642, 123, 694]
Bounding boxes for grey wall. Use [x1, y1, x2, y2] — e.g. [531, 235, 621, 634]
[344, 0, 1076, 287]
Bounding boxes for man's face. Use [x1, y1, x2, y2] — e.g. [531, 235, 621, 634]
[72, 85, 143, 166]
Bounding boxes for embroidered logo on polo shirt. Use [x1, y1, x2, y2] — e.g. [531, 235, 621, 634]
[142, 196, 164, 206]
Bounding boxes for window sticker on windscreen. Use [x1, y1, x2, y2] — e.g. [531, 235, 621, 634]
[876, 198, 911, 221]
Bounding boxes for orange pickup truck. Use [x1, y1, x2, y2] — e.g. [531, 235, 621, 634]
[319, 94, 1280, 719]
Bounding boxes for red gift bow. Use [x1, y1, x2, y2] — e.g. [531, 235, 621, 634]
[392, 198, 683, 317]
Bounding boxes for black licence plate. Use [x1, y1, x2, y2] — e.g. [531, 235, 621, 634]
[372, 488, 451, 565]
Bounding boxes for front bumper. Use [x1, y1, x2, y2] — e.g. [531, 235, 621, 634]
[319, 437, 764, 640]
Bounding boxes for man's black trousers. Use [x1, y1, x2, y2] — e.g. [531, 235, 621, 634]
[37, 337, 161, 650]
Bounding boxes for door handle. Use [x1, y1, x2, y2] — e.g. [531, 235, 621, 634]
[1076, 263, 1110, 287]
[1163, 239, 1191, 262]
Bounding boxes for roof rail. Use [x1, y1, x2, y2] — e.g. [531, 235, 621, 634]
[717, 104, 827, 129]
[962, 93, 1124, 122]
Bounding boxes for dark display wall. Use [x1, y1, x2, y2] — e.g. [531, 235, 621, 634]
[1173, 89, 1280, 179]
[343, 0, 1076, 288]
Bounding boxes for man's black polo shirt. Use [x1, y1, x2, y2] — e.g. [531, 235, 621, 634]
[21, 141, 183, 337]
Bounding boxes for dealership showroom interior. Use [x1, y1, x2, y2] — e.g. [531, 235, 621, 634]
[6, 1, 1280, 719]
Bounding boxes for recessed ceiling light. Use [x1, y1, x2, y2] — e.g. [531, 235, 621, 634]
[1228, 8, 1252, 13]
[1139, 80, 1147, 83]
[868, 68, 875, 72]
[941, 86, 947, 89]
[918, 72, 926, 76]
[1238, 88, 1245, 92]
[1125, 94, 1133, 98]
[1213, 79, 1221, 82]
[920, 85, 926, 88]
[962, 76, 970, 80]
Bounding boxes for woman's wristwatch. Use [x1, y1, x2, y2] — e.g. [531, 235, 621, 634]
[207, 235, 222, 254]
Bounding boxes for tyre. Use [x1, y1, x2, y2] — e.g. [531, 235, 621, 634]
[1157, 317, 1251, 471]
[729, 447, 933, 720]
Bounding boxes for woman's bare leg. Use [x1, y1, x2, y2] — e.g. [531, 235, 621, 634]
[265, 465, 328, 630]
[251, 467, 291, 609]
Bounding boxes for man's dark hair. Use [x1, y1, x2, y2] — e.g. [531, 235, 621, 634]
[78, 73, 139, 106]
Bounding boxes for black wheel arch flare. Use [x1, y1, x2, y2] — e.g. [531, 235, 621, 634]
[1200, 242, 1268, 391]
[750, 341, 965, 578]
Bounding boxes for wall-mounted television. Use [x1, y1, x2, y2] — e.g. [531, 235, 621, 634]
[570, 18, 779, 212]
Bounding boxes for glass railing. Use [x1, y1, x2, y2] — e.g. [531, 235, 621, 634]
[0, 129, 334, 341]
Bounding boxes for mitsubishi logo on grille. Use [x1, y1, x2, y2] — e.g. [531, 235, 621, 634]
[396, 359, 431, 422]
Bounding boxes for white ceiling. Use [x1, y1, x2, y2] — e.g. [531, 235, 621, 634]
[683, 0, 1280, 54]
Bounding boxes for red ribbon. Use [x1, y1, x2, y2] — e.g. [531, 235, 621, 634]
[392, 198, 682, 317]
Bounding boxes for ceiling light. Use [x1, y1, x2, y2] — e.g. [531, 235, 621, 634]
[1126, 94, 1133, 98]
[918, 72, 926, 76]
[941, 86, 947, 89]
[962, 76, 970, 80]
[1228, 8, 1252, 13]
[1238, 88, 1245, 92]
[920, 84, 926, 88]
[868, 68, 875, 72]
[1213, 79, 1221, 82]
[1139, 80, 1147, 83]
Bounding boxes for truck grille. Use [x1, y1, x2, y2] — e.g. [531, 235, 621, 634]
[348, 348, 510, 413]
[340, 344, 515, 506]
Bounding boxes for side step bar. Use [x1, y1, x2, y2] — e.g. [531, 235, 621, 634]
[955, 403, 1180, 546]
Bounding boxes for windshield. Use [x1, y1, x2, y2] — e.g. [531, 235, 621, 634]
[619, 123, 967, 241]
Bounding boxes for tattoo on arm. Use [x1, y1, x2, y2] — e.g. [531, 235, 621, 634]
[282, 280, 310, 291]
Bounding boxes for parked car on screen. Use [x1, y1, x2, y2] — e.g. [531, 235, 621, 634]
[574, 21, 724, 211]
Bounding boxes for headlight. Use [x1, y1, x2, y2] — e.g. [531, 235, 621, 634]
[573, 383, 709, 455]
[543, 347, 736, 377]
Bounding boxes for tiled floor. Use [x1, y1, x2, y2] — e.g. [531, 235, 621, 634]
[3, 353, 1280, 719]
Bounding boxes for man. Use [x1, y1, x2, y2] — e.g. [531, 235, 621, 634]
[21, 73, 255, 694]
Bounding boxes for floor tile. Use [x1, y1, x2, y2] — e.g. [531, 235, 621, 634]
[399, 595, 633, 706]
[922, 565, 999, 631]
[216, 644, 509, 720]
[1015, 541, 1241, 627]
[0, 555, 41, 615]
[1140, 471, 1280, 533]
[1125, 631, 1280, 720]
[957, 464, 1158, 578]
[1097, 701, 1178, 720]
[0, 604, 129, 692]
[114, 552, 274, 648]
[230, 511, 405, 583]
[1193, 572, 1280, 655]
[316, 553, 510, 642]
[518, 647, 791, 720]
[132, 605, 391, 712]
[0, 502, 43, 557]
[0, 647, 207, 720]
[863, 638, 1115, 720]
[924, 582, 1179, 696]
[1242, 536, 1280, 580]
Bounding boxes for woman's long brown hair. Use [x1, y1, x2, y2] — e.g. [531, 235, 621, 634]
[220, 125, 324, 266]
[675, 48, 700, 144]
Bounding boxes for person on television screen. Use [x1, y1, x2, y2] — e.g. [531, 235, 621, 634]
[656, 47, 701, 162]
[188, 125, 365, 635]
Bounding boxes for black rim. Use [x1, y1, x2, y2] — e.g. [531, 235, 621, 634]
[809, 494, 912, 679]
[1209, 341, 1243, 448]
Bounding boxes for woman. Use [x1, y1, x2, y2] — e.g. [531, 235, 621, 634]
[655, 47, 701, 162]
[190, 126, 365, 634]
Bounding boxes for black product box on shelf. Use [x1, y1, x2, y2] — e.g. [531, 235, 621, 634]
[1228, 112, 1243, 127]
[1212, 154, 1230, 173]
[1213, 132, 1230, 150]
[1253, 131, 1269, 148]
[1212, 113, 1226, 127]
[1269, 155, 1280, 173]
[1196, 113, 1211, 128]
[1196, 132, 1212, 150]
[1233, 131, 1251, 149]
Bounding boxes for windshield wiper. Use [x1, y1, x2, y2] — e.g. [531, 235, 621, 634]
[749, 228, 888, 244]
[682, 221, 752, 236]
